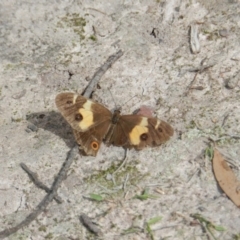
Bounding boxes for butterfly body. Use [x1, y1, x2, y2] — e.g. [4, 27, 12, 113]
[55, 92, 174, 156]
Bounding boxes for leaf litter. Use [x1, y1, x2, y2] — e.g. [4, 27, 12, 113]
[212, 148, 240, 207]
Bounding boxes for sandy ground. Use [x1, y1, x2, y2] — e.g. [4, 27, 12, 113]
[0, 0, 240, 239]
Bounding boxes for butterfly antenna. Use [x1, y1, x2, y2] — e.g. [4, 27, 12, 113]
[108, 88, 137, 110]
[121, 95, 137, 108]
[108, 89, 119, 109]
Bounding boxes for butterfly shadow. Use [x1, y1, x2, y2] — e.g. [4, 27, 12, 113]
[26, 111, 76, 149]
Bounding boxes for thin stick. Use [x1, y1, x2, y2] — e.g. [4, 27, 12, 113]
[184, 72, 198, 96]
[20, 163, 63, 204]
[80, 213, 103, 236]
[0, 146, 78, 239]
[83, 50, 123, 98]
[112, 149, 128, 175]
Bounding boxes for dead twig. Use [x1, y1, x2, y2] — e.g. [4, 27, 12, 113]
[189, 24, 200, 54]
[83, 50, 123, 97]
[80, 213, 103, 236]
[183, 53, 223, 96]
[20, 163, 63, 204]
[0, 146, 78, 239]
[112, 149, 128, 175]
[184, 72, 199, 96]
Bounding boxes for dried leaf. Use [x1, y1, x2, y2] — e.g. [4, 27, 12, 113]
[212, 149, 240, 207]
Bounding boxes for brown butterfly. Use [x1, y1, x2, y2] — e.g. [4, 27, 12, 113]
[55, 92, 174, 156]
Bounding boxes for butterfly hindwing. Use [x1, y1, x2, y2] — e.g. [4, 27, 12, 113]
[107, 115, 174, 149]
[73, 119, 112, 156]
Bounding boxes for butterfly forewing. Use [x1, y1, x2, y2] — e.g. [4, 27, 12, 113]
[55, 92, 112, 132]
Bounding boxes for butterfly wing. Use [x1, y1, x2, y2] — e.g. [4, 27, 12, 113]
[73, 119, 111, 156]
[55, 92, 112, 156]
[55, 92, 112, 131]
[107, 115, 173, 149]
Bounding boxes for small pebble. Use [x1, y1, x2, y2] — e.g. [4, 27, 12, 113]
[219, 28, 229, 37]
[26, 123, 38, 132]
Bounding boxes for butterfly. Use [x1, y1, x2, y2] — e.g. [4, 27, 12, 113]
[55, 92, 174, 156]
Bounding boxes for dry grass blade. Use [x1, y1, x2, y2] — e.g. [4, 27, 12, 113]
[213, 148, 240, 207]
